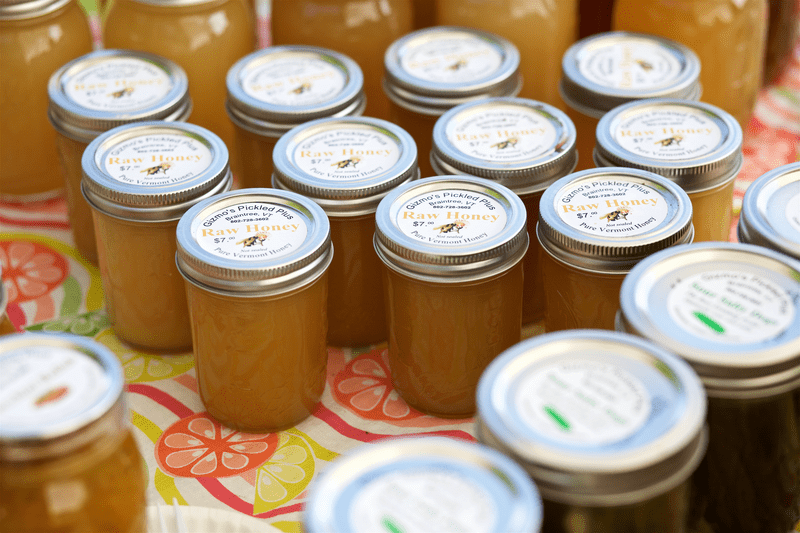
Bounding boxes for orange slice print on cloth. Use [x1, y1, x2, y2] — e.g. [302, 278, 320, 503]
[0, 241, 67, 304]
[253, 430, 321, 514]
[155, 412, 279, 478]
[95, 330, 194, 382]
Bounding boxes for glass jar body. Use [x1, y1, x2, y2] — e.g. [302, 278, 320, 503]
[388, 101, 439, 178]
[686, 178, 736, 243]
[521, 190, 546, 325]
[0, 312, 14, 335]
[56, 134, 96, 264]
[563, 106, 599, 173]
[231, 124, 278, 190]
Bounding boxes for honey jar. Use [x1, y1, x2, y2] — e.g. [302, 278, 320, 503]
[304, 437, 544, 533]
[0, 268, 13, 335]
[0, 0, 92, 201]
[48, 49, 192, 265]
[374, 175, 528, 417]
[383, 26, 522, 178]
[560, 32, 701, 172]
[226, 46, 366, 190]
[595, 99, 743, 243]
[537, 168, 693, 332]
[476, 330, 708, 533]
[618, 242, 800, 532]
[176, 188, 333, 432]
[431, 97, 578, 325]
[272, 117, 418, 347]
[82, 122, 231, 352]
[0, 333, 147, 532]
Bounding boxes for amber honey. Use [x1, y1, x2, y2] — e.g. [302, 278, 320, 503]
[388, 104, 440, 179]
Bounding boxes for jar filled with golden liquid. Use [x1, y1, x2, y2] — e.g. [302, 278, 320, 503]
[618, 243, 800, 532]
[383, 26, 522, 178]
[435, 0, 578, 111]
[764, 0, 799, 83]
[374, 175, 528, 417]
[270, 0, 413, 121]
[560, 32, 701, 172]
[0, 0, 92, 201]
[48, 49, 192, 265]
[272, 117, 418, 348]
[537, 168, 693, 332]
[82, 122, 231, 352]
[477, 330, 708, 533]
[594, 99, 743, 242]
[226, 46, 366, 190]
[0, 333, 147, 532]
[612, 0, 767, 130]
[431, 97, 577, 326]
[176, 188, 333, 432]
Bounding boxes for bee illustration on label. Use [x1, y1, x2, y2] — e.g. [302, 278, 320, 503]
[490, 137, 519, 150]
[600, 208, 630, 222]
[34, 386, 69, 407]
[655, 134, 683, 147]
[140, 162, 172, 176]
[447, 59, 467, 71]
[236, 232, 270, 247]
[433, 221, 467, 234]
[109, 87, 134, 99]
[331, 156, 361, 169]
[291, 82, 311, 95]
[635, 59, 654, 71]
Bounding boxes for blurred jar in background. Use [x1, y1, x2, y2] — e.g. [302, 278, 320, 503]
[764, 0, 799, 83]
[578, 0, 613, 38]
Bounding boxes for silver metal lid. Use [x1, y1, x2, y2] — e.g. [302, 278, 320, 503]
[176, 188, 333, 297]
[431, 97, 577, 195]
[0, 333, 127, 462]
[384, 26, 522, 116]
[476, 329, 707, 507]
[594, 99, 743, 192]
[82, 122, 231, 222]
[738, 162, 800, 260]
[560, 32, 702, 118]
[537, 168, 694, 273]
[304, 437, 544, 533]
[116, 0, 222, 6]
[618, 242, 800, 399]
[0, 0, 70, 20]
[272, 117, 419, 217]
[226, 46, 365, 138]
[374, 175, 528, 283]
[48, 49, 192, 143]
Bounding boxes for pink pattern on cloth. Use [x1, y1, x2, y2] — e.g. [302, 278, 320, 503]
[0, 241, 68, 304]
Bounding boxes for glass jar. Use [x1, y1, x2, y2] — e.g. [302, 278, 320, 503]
[374, 175, 528, 417]
[618, 242, 800, 532]
[476, 330, 708, 533]
[304, 437, 544, 533]
[537, 168, 693, 332]
[272, 117, 418, 348]
[764, 0, 799, 83]
[384, 26, 522, 178]
[176, 188, 333, 432]
[0, 0, 92, 201]
[431, 97, 578, 326]
[270, 0, 413, 122]
[226, 46, 366, 190]
[0, 333, 147, 532]
[48, 49, 192, 265]
[560, 32, 701, 173]
[594, 99, 743, 243]
[412, 0, 435, 29]
[82, 122, 231, 352]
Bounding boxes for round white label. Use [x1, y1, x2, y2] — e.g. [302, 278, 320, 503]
[242, 57, 346, 106]
[613, 106, 724, 160]
[397, 190, 508, 246]
[293, 128, 401, 181]
[196, 202, 308, 261]
[401, 36, 503, 84]
[786, 191, 800, 234]
[667, 271, 796, 344]
[64, 57, 173, 112]
[578, 40, 683, 90]
[0, 346, 111, 431]
[102, 133, 213, 187]
[556, 179, 669, 237]
[447, 105, 562, 163]
[350, 469, 498, 533]
[515, 361, 652, 446]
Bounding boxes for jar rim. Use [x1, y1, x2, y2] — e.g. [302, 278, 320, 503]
[0, 0, 71, 19]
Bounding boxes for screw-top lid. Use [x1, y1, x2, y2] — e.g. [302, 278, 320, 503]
[738, 162, 800, 260]
[0, 333, 128, 461]
[226, 46, 365, 138]
[304, 437, 544, 533]
[618, 242, 800, 399]
[272, 117, 419, 217]
[476, 330, 707, 507]
[0, 0, 70, 19]
[431, 97, 577, 195]
[48, 49, 192, 143]
[374, 175, 528, 283]
[537, 168, 694, 273]
[384, 26, 522, 116]
[594, 99, 743, 193]
[560, 32, 701, 118]
[176, 188, 333, 296]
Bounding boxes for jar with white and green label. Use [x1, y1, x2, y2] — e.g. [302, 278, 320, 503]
[617, 242, 800, 533]
[476, 329, 708, 533]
